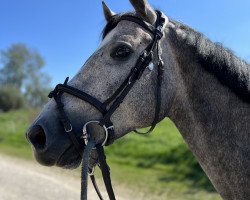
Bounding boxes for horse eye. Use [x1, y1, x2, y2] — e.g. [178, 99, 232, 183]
[111, 45, 133, 60]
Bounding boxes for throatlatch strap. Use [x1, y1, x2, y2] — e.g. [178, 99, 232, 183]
[134, 42, 164, 135]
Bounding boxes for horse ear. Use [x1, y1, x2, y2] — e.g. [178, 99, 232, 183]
[129, 0, 156, 24]
[102, 1, 116, 22]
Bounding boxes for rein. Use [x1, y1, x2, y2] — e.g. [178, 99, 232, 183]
[48, 10, 166, 200]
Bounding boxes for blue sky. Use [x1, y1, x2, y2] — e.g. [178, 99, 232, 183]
[1, 0, 250, 86]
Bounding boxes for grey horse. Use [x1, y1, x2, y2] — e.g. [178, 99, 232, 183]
[26, 0, 250, 199]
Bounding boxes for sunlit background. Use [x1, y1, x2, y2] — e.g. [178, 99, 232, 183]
[0, 0, 249, 199]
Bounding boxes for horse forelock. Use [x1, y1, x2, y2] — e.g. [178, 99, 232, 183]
[168, 19, 250, 103]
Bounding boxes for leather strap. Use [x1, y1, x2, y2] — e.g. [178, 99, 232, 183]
[50, 84, 107, 114]
[119, 15, 155, 35]
[90, 175, 104, 200]
[99, 51, 153, 126]
[51, 91, 83, 155]
[96, 145, 116, 200]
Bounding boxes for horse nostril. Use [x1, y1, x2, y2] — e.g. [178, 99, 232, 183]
[27, 125, 47, 151]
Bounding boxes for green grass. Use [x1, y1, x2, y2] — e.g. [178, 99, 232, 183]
[0, 109, 221, 199]
[105, 120, 216, 191]
[103, 120, 220, 199]
[0, 109, 37, 158]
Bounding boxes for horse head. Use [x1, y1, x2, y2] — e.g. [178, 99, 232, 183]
[26, 0, 177, 169]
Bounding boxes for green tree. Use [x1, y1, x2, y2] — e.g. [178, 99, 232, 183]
[24, 73, 51, 107]
[0, 43, 51, 109]
[0, 85, 25, 112]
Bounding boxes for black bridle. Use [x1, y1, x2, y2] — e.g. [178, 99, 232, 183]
[48, 10, 166, 200]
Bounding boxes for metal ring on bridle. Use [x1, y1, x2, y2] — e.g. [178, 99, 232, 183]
[65, 124, 73, 133]
[82, 121, 109, 146]
[88, 167, 95, 176]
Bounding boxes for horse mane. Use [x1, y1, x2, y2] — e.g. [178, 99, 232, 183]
[102, 13, 250, 103]
[168, 19, 250, 103]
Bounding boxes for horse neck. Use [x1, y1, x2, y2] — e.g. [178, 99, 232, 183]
[165, 29, 250, 199]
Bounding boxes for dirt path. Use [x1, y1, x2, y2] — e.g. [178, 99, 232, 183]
[0, 154, 139, 200]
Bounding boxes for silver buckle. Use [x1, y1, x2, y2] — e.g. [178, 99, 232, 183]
[88, 167, 95, 176]
[65, 124, 72, 133]
[81, 121, 110, 146]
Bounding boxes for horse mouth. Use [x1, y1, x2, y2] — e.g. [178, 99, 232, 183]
[56, 145, 82, 169]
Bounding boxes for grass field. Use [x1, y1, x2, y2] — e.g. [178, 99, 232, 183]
[0, 109, 221, 199]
